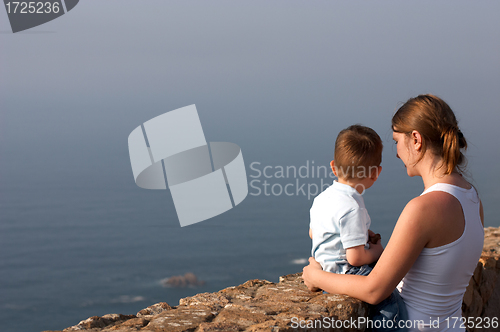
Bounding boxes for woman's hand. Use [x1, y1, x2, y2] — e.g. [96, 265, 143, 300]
[302, 257, 323, 292]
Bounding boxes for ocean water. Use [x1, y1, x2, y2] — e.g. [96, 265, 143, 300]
[1, 145, 497, 332]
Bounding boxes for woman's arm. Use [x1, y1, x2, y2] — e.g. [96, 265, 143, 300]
[303, 195, 435, 304]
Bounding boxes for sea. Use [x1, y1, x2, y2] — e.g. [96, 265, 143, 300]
[1, 144, 498, 332]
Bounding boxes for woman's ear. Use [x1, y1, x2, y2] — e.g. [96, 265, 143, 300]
[411, 130, 423, 151]
[330, 160, 338, 177]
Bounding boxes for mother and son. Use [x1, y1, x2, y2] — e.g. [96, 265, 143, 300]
[303, 94, 484, 332]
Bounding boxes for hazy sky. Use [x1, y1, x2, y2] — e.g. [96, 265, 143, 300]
[1, 0, 499, 219]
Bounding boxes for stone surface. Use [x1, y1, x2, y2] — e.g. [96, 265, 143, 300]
[162, 272, 206, 288]
[47, 227, 500, 332]
[137, 302, 173, 318]
[462, 227, 500, 332]
[47, 273, 368, 332]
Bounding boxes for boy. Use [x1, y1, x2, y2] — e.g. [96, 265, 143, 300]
[310, 124, 383, 275]
[309, 124, 407, 331]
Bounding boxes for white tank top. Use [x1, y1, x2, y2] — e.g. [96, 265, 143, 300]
[397, 183, 484, 332]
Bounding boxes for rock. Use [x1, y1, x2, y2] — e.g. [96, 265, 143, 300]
[195, 321, 245, 331]
[62, 314, 136, 331]
[137, 302, 172, 317]
[469, 288, 483, 318]
[461, 227, 500, 332]
[279, 272, 302, 284]
[309, 294, 367, 321]
[162, 272, 206, 288]
[145, 305, 215, 332]
[244, 318, 292, 332]
[211, 303, 271, 328]
[482, 276, 500, 326]
[179, 292, 231, 311]
[479, 268, 497, 305]
[101, 318, 149, 331]
[254, 283, 317, 304]
[56, 226, 500, 332]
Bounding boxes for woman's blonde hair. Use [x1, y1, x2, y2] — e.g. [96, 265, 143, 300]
[392, 94, 467, 175]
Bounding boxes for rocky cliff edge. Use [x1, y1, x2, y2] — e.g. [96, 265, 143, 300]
[46, 227, 500, 332]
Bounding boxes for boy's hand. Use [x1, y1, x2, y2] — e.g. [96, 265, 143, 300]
[368, 231, 381, 244]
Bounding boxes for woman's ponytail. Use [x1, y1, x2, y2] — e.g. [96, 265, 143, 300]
[442, 126, 464, 174]
[457, 129, 468, 172]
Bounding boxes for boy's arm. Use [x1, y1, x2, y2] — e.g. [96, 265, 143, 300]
[309, 228, 313, 239]
[339, 209, 383, 266]
[345, 240, 383, 267]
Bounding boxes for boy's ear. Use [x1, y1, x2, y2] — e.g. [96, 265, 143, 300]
[330, 160, 338, 177]
[370, 166, 382, 180]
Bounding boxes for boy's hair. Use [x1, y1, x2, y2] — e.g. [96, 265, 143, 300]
[334, 124, 383, 180]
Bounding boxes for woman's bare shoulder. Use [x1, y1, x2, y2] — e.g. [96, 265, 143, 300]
[400, 191, 465, 247]
[405, 190, 460, 214]
[398, 193, 453, 232]
[402, 194, 443, 217]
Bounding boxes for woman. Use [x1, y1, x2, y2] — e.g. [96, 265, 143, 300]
[302, 94, 484, 332]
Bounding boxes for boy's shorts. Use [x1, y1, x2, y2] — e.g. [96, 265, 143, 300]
[346, 263, 373, 276]
[345, 264, 409, 332]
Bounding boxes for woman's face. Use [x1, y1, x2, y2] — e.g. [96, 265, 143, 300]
[393, 131, 417, 176]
